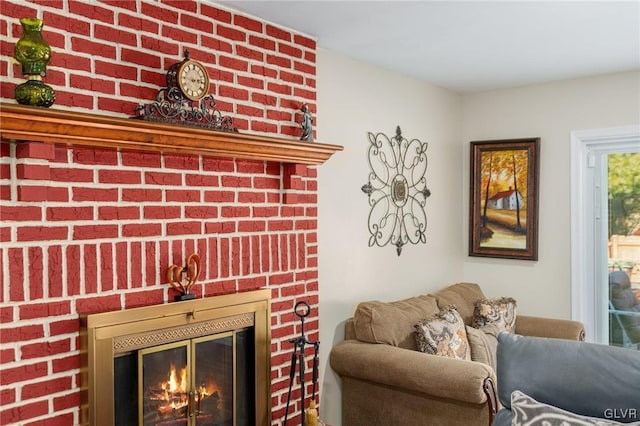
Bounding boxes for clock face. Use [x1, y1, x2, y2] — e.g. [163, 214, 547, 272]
[177, 60, 210, 101]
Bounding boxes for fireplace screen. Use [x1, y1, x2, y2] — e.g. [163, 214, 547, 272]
[82, 289, 270, 426]
[114, 329, 254, 426]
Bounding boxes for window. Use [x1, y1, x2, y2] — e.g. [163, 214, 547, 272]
[571, 126, 640, 346]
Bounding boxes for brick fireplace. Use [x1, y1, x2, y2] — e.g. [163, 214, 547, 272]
[0, 1, 341, 425]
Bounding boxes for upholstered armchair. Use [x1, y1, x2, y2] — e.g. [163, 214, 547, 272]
[329, 283, 585, 426]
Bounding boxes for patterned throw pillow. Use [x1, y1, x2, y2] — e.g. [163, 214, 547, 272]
[414, 305, 470, 360]
[511, 390, 632, 426]
[472, 297, 517, 333]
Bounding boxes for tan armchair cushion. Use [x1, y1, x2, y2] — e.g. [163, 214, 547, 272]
[466, 324, 500, 370]
[353, 294, 439, 350]
[431, 282, 485, 325]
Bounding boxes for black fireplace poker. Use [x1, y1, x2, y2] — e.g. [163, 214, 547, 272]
[284, 301, 320, 426]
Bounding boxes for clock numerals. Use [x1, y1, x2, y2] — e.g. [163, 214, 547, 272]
[177, 60, 210, 101]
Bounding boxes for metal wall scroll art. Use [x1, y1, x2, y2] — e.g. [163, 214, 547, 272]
[134, 51, 235, 131]
[166, 253, 201, 301]
[361, 126, 431, 256]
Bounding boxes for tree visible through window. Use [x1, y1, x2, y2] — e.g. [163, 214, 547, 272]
[608, 153, 640, 237]
[607, 152, 640, 349]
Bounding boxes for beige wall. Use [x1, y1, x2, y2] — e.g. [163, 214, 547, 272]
[316, 48, 464, 424]
[317, 60, 639, 424]
[462, 71, 640, 319]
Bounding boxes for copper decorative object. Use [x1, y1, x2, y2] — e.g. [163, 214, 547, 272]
[167, 253, 201, 301]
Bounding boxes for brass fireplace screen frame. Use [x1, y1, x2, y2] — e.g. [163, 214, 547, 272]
[80, 289, 271, 425]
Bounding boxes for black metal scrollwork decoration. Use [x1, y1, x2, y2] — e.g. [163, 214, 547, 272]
[134, 88, 235, 132]
[361, 126, 431, 256]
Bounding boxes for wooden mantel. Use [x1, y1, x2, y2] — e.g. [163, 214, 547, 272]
[0, 103, 343, 165]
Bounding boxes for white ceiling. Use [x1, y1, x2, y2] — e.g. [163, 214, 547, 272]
[218, 1, 640, 93]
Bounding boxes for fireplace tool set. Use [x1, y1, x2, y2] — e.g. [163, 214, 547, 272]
[284, 301, 321, 426]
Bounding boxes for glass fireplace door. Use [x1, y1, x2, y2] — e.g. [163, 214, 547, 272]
[136, 330, 249, 426]
[139, 342, 191, 425]
[192, 334, 233, 425]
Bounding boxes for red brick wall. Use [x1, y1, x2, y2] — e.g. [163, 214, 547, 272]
[0, 1, 318, 425]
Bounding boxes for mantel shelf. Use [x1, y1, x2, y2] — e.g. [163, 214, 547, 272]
[0, 103, 343, 165]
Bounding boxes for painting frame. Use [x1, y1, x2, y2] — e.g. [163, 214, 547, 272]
[469, 138, 540, 261]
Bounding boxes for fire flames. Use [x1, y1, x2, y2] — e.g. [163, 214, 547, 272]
[151, 363, 189, 414]
[147, 363, 221, 420]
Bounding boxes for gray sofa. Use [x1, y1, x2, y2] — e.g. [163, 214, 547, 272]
[493, 333, 640, 425]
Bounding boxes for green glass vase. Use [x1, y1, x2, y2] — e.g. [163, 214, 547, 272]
[14, 17, 55, 107]
[15, 79, 55, 107]
[15, 17, 51, 76]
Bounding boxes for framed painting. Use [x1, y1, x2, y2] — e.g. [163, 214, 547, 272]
[469, 138, 540, 260]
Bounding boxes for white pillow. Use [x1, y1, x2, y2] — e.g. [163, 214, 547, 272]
[511, 390, 639, 426]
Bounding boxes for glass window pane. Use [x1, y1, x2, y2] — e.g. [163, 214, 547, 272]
[607, 152, 640, 350]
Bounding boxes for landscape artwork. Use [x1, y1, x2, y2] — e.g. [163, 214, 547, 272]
[469, 138, 540, 260]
